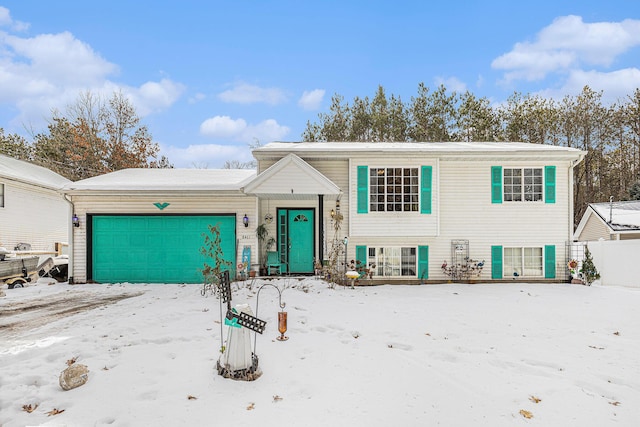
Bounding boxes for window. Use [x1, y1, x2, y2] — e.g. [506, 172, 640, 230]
[369, 167, 419, 212]
[0, 183, 4, 207]
[368, 247, 416, 277]
[503, 168, 543, 202]
[504, 247, 543, 277]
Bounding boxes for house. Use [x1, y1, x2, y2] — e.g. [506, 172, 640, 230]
[62, 141, 586, 284]
[0, 154, 71, 256]
[250, 142, 586, 282]
[61, 168, 256, 284]
[573, 200, 640, 241]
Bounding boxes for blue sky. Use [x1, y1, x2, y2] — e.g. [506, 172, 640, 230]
[1, 1, 639, 167]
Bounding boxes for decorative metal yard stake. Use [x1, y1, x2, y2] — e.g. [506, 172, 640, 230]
[215, 272, 288, 381]
[216, 270, 266, 381]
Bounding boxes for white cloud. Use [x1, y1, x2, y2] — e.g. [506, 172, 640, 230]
[536, 68, 640, 104]
[199, 115, 290, 143]
[434, 76, 467, 93]
[128, 79, 185, 116]
[492, 15, 640, 82]
[188, 93, 206, 104]
[159, 143, 253, 168]
[0, 21, 183, 129]
[0, 6, 29, 31]
[298, 89, 325, 110]
[218, 82, 287, 105]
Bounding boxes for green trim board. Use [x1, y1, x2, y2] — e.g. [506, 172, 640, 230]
[90, 215, 235, 284]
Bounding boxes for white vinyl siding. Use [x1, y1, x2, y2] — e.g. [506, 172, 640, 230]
[0, 181, 69, 253]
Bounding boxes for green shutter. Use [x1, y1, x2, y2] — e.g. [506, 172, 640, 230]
[357, 166, 368, 214]
[545, 166, 556, 204]
[491, 166, 502, 204]
[418, 245, 429, 280]
[545, 245, 556, 278]
[356, 245, 367, 270]
[420, 166, 432, 214]
[491, 245, 503, 279]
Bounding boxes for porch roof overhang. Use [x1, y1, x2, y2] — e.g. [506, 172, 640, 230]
[243, 153, 341, 200]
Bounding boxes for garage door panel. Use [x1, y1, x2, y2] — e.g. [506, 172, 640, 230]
[92, 215, 235, 284]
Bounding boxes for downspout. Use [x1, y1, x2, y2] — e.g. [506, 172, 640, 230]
[63, 193, 75, 284]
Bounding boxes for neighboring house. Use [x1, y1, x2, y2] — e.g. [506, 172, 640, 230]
[574, 200, 640, 241]
[0, 154, 71, 255]
[62, 141, 586, 284]
[61, 168, 256, 284]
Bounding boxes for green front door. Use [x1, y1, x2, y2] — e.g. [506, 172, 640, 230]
[278, 209, 314, 273]
[91, 215, 236, 283]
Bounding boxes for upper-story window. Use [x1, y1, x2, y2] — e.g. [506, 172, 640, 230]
[504, 168, 543, 202]
[369, 167, 419, 212]
[0, 183, 4, 208]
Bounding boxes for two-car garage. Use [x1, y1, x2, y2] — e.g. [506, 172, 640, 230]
[63, 168, 257, 285]
[90, 215, 236, 283]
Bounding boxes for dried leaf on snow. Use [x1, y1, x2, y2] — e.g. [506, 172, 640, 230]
[66, 357, 77, 366]
[246, 402, 255, 410]
[529, 395, 541, 404]
[609, 401, 621, 406]
[47, 408, 65, 416]
[273, 395, 283, 402]
[519, 409, 534, 419]
[187, 395, 198, 400]
[22, 403, 38, 413]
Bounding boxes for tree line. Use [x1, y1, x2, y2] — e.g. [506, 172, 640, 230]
[303, 84, 640, 226]
[0, 90, 171, 181]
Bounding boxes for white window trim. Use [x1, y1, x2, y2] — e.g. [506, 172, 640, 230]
[368, 246, 417, 277]
[503, 246, 544, 278]
[503, 167, 544, 203]
[369, 167, 419, 213]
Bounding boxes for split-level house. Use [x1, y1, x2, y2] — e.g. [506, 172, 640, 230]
[61, 142, 585, 284]
[0, 154, 71, 255]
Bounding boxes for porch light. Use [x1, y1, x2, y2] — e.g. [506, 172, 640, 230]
[72, 214, 80, 228]
[330, 209, 336, 218]
[243, 214, 249, 227]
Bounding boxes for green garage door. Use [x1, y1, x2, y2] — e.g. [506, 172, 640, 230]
[92, 215, 236, 283]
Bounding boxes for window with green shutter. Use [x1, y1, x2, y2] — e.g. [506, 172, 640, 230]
[420, 166, 432, 214]
[491, 245, 503, 279]
[491, 166, 502, 204]
[418, 245, 429, 280]
[357, 166, 368, 213]
[544, 245, 556, 278]
[545, 166, 556, 204]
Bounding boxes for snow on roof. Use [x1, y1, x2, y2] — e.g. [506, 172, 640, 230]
[590, 200, 640, 231]
[63, 168, 256, 192]
[0, 155, 71, 189]
[254, 141, 586, 156]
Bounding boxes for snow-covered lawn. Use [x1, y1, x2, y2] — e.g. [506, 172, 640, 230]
[1, 279, 639, 426]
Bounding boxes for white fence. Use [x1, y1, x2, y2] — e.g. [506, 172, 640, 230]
[587, 240, 640, 288]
